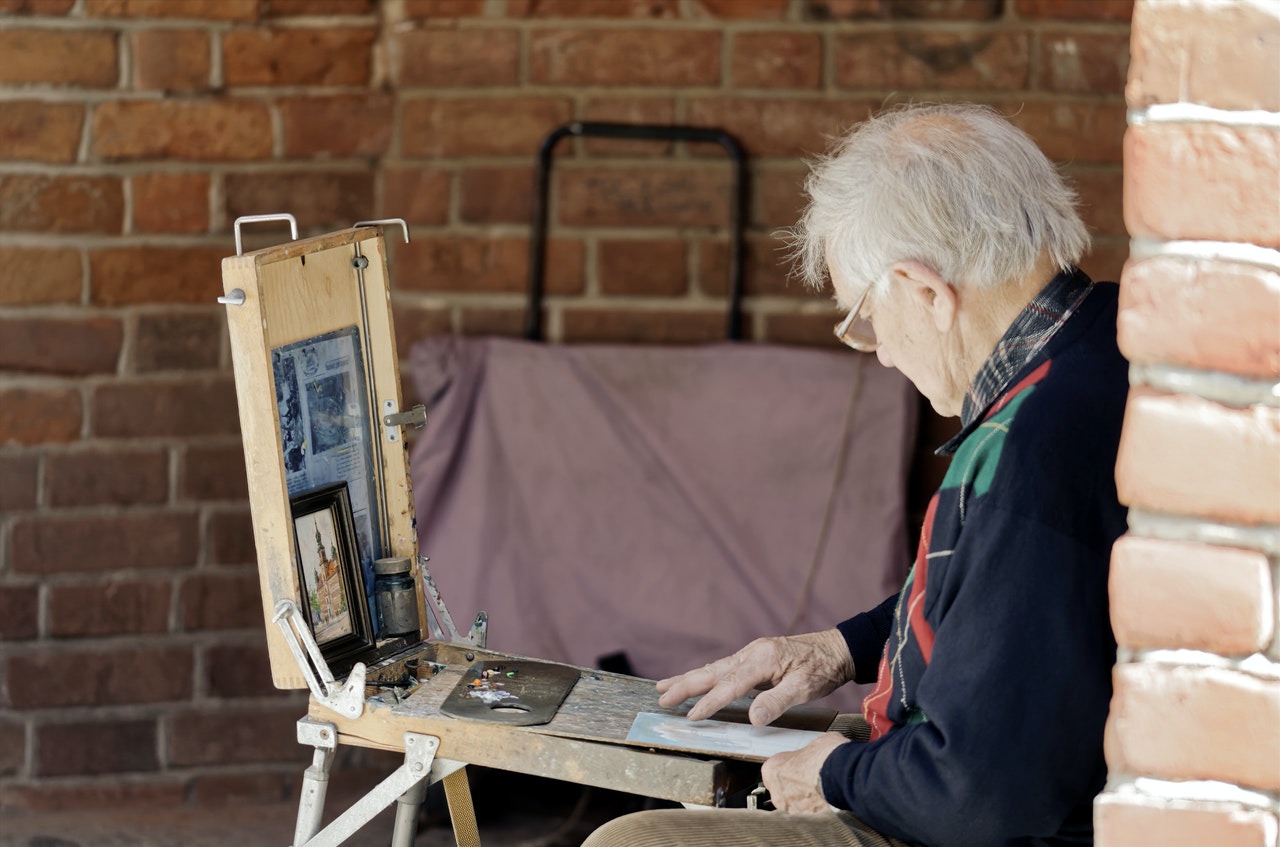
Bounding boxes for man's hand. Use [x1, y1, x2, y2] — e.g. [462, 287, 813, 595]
[655, 629, 855, 725]
[762, 732, 847, 813]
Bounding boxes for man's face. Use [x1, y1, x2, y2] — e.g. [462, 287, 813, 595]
[828, 260, 964, 418]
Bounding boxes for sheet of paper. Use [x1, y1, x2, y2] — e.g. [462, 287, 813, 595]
[626, 711, 825, 761]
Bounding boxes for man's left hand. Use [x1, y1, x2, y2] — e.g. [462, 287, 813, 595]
[761, 731, 848, 814]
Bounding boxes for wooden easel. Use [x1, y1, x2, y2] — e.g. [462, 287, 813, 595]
[220, 217, 831, 847]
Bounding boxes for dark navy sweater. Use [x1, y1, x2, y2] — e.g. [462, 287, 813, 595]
[821, 282, 1129, 847]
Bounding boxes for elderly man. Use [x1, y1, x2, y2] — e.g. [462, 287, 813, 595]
[584, 103, 1129, 847]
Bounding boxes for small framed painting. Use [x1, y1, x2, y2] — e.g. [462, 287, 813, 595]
[290, 481, 375, 673]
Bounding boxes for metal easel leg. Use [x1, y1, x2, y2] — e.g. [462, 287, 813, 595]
[389, 775, 427, 847]
[390, 757, 479, 847]
[295, 718, 339, 847]
[293, 729, 441, 847]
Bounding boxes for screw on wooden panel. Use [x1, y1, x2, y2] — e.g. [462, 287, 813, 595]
[352, 255, 369, 270]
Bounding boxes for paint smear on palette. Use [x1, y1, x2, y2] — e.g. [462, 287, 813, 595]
[625, 712, 825, 761]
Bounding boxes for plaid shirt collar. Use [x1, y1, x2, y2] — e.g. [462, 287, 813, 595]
[939, 267, 1093, 456]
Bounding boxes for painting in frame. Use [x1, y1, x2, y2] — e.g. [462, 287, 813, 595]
[290, 481, 376, 673]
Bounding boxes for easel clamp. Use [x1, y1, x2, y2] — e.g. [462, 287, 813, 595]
[273, 599, 366, 720]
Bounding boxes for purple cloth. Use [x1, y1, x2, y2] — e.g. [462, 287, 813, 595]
[408, 337, 917, 711]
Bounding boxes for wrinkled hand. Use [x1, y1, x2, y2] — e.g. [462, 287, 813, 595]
[763, 732, 847, 813]
[655, 629, 855, 725]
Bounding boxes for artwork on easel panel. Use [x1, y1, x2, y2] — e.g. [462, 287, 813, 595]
[272, 326, 382, 628]
[296, 504, 355, 642]
[289, 481, 376, 670]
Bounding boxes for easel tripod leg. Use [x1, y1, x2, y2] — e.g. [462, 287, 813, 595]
[386, 755, 480, 847]
[294, 718, 339, 846]
[390, 776, 427, 847]
[291, 731, 443, 847]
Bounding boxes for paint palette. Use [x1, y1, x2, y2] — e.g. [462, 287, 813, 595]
[439, 660, 581, 727]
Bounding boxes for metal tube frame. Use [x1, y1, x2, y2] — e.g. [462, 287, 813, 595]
[524, 122, 748, 343]
[292, 717, 473, 847]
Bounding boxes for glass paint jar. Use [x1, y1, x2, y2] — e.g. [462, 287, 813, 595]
[373, 556, 420, 640]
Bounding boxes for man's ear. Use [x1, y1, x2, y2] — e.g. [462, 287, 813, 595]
[889, 260, 958, 333]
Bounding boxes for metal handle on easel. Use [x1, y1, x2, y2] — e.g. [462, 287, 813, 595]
[233, 213, 299, 256]
[354, 218, 411, 244]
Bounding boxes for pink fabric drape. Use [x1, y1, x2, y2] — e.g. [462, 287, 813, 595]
[408, 338, 917, 711]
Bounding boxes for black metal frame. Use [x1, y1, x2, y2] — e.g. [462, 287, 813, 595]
[524, 122, 748, 342]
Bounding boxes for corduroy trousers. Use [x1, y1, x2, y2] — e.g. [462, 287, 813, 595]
[581, 808, 909, 847]
[581, 714, 913, 847]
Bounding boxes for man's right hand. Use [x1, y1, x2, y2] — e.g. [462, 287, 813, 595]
[655, 628, 856, 726]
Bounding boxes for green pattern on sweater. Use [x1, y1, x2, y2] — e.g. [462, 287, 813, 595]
[943, 386, 1038, 503]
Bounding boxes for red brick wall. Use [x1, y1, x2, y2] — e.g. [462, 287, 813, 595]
[0, 0, 1132, 809]
[1097, 0, 1280, 844]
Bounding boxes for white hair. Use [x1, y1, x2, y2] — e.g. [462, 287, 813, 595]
[787, 103, 1090, 303]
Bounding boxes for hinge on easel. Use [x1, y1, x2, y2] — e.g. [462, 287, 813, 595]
[382, 399, 426, 442]
[273, 599, 365, 719]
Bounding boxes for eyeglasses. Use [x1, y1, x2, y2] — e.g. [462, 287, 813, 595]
[833, 287, 878, 352]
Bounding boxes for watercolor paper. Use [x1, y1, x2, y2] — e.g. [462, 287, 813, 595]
[626, 712, 826, 761]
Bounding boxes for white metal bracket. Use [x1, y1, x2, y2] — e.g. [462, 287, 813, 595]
[273, 599, 365, 720]
[295, 729, 450, 847]
[466, 611, 489, 649]
[419, 554, 488, 648]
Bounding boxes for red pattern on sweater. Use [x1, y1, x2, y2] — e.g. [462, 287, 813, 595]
[862, 493, 939, 741]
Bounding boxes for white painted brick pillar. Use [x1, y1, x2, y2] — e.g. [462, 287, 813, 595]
[1095, 1, 1280, 844]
